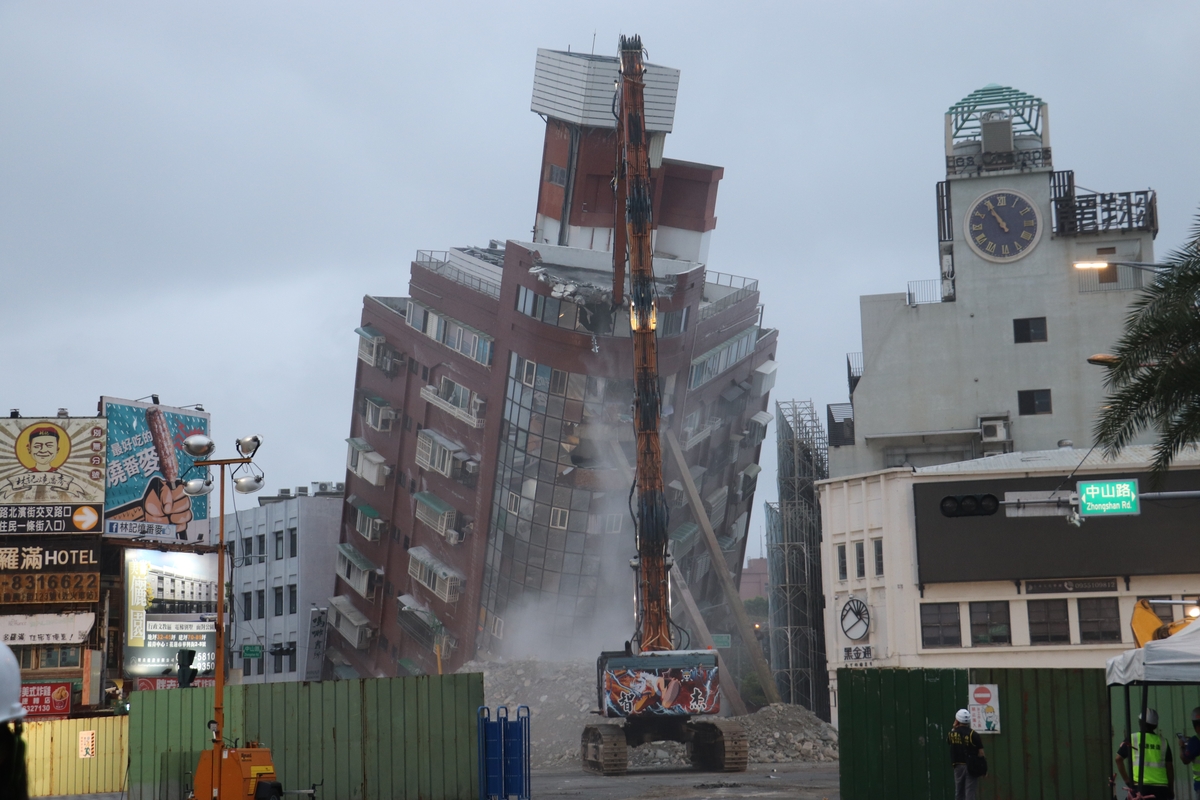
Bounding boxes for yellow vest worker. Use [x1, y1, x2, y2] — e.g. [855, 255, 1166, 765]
[1116, 708, 1175, 800]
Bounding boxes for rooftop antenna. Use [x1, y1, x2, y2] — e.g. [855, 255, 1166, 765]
[591, 31, 596, 54]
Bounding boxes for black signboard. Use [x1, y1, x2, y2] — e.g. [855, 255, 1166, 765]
[913, 468, 1200, 584]
[0, 537, 100, 603]
[1024, 578, 1118, 594]
[0, 504, 103, 534]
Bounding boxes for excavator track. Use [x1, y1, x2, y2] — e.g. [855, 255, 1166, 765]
[688, 719, 749, 772]
[581, 723, 628, 775]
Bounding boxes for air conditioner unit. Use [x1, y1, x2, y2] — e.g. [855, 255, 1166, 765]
[471, 397, 487, 415]
[383, 464, 395, 477]
[317, 482, 331, 492]
[980, 419, 1011, 442]
[370, 518, 386, 538]
[445, 528, 465, 545]
[463, 460, 480, 475]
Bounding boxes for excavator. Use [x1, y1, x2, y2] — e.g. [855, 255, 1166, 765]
[1132, 599, 1198, 647]
[579, 35, 748, 776]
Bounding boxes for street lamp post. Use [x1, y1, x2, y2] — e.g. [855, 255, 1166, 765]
[180, 434, 264, 798]
[1073, 260, 1169, 274]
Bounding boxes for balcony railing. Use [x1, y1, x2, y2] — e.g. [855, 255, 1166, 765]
[414, 250, 502, 299]
[420, 385, 485, 428]
[946, 148, 1052, 176]
[698, 272, 759, 321]
[847, 352, 863, 396]
[906, 279, 944, 306]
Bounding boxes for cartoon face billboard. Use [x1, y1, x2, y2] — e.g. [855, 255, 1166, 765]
[101, 398, 210, 543]
[0, 419, 106, 534]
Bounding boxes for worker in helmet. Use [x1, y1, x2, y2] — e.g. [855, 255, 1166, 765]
[1117, 707, 1175, 799]
[1177, 707, 1200, 798]
[947, 709, 985, 800]
[0, 642, 28, 800]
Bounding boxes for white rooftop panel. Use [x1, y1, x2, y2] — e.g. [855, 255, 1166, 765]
[531, 48, 679, 132]
[915, 445, 1200, 476]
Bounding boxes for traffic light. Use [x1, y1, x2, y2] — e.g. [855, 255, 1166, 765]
[177, 649, 198, 688]
[940, 494, 1000, 518]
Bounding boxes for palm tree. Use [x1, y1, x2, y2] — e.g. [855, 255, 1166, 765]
[1093, 214, 1200, 478]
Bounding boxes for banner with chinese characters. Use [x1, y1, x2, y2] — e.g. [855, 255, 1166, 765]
[0, 538, 100, 604]
[304, 607, 328, 681]
[133, 676, 216, 691]
[101, 398, 210, 543]
[21, 682, 73, 716]
[123, 550, 217, 678]
[0, 418, 105, 534]
[842, 644, 876, 668]
[0, 612, 95, 646]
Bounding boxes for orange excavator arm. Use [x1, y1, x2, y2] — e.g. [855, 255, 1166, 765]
[1131, 598, 1195, 647]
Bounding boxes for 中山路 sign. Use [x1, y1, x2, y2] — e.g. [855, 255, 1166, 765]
[1077, 479, 1140, 516]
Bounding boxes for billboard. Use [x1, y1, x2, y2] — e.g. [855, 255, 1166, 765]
[123, 550, 217, 679]
[21, 682, 72, 716]
[101, 398, 210, 543]
[0, 418, 106, 533]
[0, 537, 100, 604]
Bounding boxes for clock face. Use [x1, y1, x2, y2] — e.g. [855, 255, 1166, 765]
[963, 189, 1042, 262]
[840, 598, 870, 641]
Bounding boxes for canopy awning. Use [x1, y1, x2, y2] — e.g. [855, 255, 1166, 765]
[333, 664, 361, 680]
[407, 546, 461, 581]
[355, 325, 384, 341]
[347, 495, 380, 519]
[1107, 617, 1200, 684]
[362, 393, 388, 406]
[414, 492, 453, 516]
[328, 595, 370, 628]
[750, 411, 773, 427]
[345, 437, 372, 452]
[720, 385, 746, 403]
[338, 542, 378, 573]
[741, 463, 763, 479]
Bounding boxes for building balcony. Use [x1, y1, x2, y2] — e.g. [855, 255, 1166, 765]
[420, 385, 485, 429]
[328, 595, 375, 650]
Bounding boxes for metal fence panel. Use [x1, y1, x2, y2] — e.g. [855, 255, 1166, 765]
[1109, 682, 1200, 800]
[128, 674, 482, 800]
[839, 668, 1110, 800]
[24, 715, 129, 797]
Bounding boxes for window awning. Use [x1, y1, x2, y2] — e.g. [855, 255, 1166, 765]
[347, 495, 380, 519]
[362, 451, 387, 466]
[355, 325, 384, 341]
[407, 546, 462, 581]
[414, 492, 453, 516]
[345, 437, 372, 452]
[669, 522, 699, 544]
[333, 664, 362, 680]
[741, 463, 763, 479]
[328, 595, 370, 627]
[338, 542, 378, 573]
[720, 385, 746, 403]
[398, 594, 439, 627]
[396, 658, 423, 676]
[397, 593, 429, 612]
[750, 411, 773, 427]
[363, 393, 388, 406]
[422, 428, 463, 453]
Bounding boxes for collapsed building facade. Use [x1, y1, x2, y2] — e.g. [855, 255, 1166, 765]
[327, 49, 778, 678]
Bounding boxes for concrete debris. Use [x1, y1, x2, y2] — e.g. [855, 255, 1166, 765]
[458, 658, 838, 769]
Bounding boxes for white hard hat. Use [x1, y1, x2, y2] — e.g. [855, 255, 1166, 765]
[0, 643, 25, 724]
[1140, 708, 1159, 728]
[955, 709, 971, 724]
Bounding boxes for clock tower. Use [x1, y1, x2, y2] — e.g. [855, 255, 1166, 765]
[827, 84, 1160, 478]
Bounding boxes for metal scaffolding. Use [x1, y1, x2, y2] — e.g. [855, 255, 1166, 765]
[764, 399, 830, 720]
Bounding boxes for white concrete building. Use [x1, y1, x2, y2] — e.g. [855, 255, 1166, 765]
[223, 482, 342, 683]
[827, 84, 1158, 478]
[819, 446, 1200, 725]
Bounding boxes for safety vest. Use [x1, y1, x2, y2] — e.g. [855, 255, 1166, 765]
[1131, 732, 1168, 786]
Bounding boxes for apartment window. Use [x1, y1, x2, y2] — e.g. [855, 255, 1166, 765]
[437, 376, 472, 411]
[243, 592, 252, 622]
[521, 359, 537, 387]
[546, 163, 568, 187]
[506, 492, 521, 515]
[854, 541, 865, 579]
[243, 658, 252, 675]
[921, 603, 962, 648]
[836, 545, 847, 581]
[549, 507, 569, 530]
[274, 587, 283, 617]
[273, 651, 284, 674]
[242, 539, 252, 559]
[549, 369, 568, 396]
[289, 528, 297, 558]
[288, 584, 297, 615]
[256, 657, 265, 676]
[1018, 389, 1053, 415]
[256, 534, 266, 562]
[969, 601, 1011, 645]
[415, 429, 458, 477]
[604, 514, 623, 534]
[274, 532, 283, 560]
[288, 642, 297, 672]
[1013, 317, 1048, 343]
[1078, 597, 1122, 642]
[1027, 599, 1070, 644]
[365, 396, 393, 431]
[256, 589, 265, 620]
[873, 539, 884, 577]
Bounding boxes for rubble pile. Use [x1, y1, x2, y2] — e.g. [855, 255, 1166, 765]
[458, 658, 839, 769]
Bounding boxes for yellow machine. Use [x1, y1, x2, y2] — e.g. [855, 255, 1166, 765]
[1131, 598, 1196, 647]
[192, 743, 280, 799]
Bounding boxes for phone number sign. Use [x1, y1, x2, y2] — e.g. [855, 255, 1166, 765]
[0, 538, 100, 603]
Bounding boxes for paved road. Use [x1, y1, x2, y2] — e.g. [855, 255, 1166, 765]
[532, 762, 840, 800]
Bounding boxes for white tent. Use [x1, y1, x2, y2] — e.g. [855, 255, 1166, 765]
[1107, 617, 1200, 684]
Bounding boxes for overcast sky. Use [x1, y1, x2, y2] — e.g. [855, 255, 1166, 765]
[2, 1, 1197, 559]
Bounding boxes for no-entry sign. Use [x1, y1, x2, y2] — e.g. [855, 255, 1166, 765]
[968, 683, 1000, 734]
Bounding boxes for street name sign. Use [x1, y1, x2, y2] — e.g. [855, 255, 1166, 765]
[1077, 479, 1140, 517]
[711, 634, 732, 649]
[241, 644, 263, 659]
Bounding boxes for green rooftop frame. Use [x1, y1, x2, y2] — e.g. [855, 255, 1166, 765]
[947, 84, 1044, 142]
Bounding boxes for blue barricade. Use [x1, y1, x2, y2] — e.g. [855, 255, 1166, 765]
[477, 705, 531, 800]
